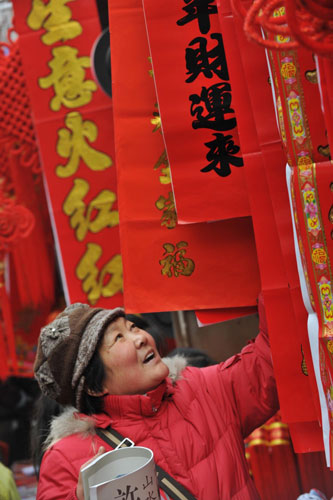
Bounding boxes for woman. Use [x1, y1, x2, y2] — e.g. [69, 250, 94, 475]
[34, 297, 279, 500]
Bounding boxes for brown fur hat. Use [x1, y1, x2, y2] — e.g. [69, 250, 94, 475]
[34, 303, 124, 409]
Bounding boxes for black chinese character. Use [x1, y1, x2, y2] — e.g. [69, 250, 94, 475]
[201, 133, 243, 177]
[177, 0, 218, 34]
[190, 82, 236, 131]
[185, 33, 229, 83]
[145, 493, 157, 500]
[115, 485, 141, 500]
[142, 476, 153, 490]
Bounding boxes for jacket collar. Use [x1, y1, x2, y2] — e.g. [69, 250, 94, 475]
[44, 355, 187, 448]
[93, 378, 174, 428]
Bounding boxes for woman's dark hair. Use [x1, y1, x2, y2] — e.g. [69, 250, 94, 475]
[81, 347, 106, 415]
[30, 342, 106, 476]
[30, 394, 63, 477]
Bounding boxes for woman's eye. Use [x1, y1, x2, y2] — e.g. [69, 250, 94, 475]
[114, 333, 122, 341]
[130, 323, 138, 331]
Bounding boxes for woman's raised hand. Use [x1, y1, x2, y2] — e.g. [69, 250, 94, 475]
[76, 446, 106, 500]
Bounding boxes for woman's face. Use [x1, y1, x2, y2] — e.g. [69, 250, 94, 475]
[99, 317, 169, 396]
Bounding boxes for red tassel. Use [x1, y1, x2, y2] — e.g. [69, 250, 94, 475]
[0, 255, 18, 375]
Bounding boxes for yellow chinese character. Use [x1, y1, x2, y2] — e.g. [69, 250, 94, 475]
[39, 46, 97, 111]
[56, 112, 112, 177]
[76, 243, 123, 304]
[148, 56, 154, 78]
[154, 150, 171, 185]
[27, 0, 82, 45]
[159, 241, 195, 277]
[155, 192, 177, 229]
[63, 178, 119, 241]
[151, 104, 161, 132]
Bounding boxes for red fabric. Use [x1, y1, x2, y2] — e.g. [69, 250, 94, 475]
[37, 319, 278, 500]
[296, 450, 333, 496]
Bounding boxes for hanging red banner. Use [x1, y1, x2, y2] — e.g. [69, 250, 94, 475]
[108, 0, 260, 313]
[13, 0, 123, 308]
[316, 56, 333, 158]
[141, 0, 250, 224]
[261, 8, 331, 461]
[195, 305, 257, 326]
[216, 0, 323, 453]
[290, 160, 333, 466]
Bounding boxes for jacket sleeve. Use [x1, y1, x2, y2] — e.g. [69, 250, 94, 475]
[36, 447, 79, 500]
[201, 293, 279, 438]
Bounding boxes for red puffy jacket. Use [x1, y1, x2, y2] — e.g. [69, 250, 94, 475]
[37, 319, 278, 500]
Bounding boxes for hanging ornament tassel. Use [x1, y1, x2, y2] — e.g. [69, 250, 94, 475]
[0, 191, 35, 377]
[0, 35, 55, 309]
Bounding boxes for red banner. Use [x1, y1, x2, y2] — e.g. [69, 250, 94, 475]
[142, 0, 250, 224]
[195, 305, 258, 326]
[109, 0, 261, 313]
[316, 56, 333, 159]
[13, 0, 123, 308]
[290, 160, 333, 466]
[216, 0, 323, 453]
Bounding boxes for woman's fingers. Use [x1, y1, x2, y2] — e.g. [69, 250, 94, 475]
[76, 446, 106, 500]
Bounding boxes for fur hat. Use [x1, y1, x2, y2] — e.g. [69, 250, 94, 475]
[34, 303, 124, 410]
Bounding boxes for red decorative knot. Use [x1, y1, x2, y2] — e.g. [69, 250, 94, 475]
[0, 192, 35, 251]
[0, 34, 40, 176]
[231, 0, 333, 55]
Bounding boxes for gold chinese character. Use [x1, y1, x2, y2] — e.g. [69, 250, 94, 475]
[148, 56, 154, 78]
[151, 104, 161, 132]
[76, 243, 123, 304]
[56, 112, 112, 177]
[155, 192, 177, 229]
[39, 46, 97, 111]
[159, 241, 195, 277]
[63, 178, 119, 241]
[27, 0, 82, 45]
[154, 150, 171, 185]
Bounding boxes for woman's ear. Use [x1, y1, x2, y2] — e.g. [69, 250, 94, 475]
[86, 388, 108, 397]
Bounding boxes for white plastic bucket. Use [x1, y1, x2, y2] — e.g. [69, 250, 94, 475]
[87, 446, 159, 500]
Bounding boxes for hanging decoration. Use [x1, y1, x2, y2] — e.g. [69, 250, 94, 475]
[13, 0, 123, 309]
[0, 29, 58, 375]
[108, 0, 261, 313]
[142, 0, 251, 224]
[215, 0, 324, 452]
[230, 0, 333, 55]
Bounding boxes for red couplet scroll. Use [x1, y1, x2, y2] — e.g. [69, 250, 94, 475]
[13, 0, 123, 308]
[142, 0, 251, 224]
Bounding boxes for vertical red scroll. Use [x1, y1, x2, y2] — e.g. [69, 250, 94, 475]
[142, 0, 251, 224]
[13, 0, 123, 308]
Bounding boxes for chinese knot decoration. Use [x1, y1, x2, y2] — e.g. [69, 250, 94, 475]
[230, 0, 333, 55]
[0, 192, 34, 253]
